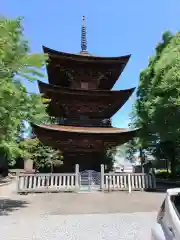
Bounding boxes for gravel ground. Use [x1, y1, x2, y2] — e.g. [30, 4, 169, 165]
[0, 212, 156, 240]
[0, 180, 165, 239]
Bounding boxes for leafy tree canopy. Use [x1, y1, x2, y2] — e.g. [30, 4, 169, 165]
[133, 31, 176, 143]
[19, 138, 63, 171]
[0, 16, 49, 163]
[131, 31, 180, 175]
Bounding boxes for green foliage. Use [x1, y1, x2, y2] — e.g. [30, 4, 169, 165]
[131, 30, 180, 176]
[34, 145, 63, 171]
[155, 170, 170, 179]
[19, 138, 63, 171]
[133, 31, 180, 142]
[104, 148, 116, 171]
[19, 138, 39, 161]
[125, 139, 139, 162]
[0, 16, 49, 164]
[0, 16, 48, 81]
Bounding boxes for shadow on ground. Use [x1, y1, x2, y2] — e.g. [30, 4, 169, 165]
[147, 182, 180, 193]
[0, 198, 28, 216]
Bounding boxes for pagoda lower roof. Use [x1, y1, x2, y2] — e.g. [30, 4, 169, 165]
[32, 124, 138, 152]
[32, 124, 137, 135]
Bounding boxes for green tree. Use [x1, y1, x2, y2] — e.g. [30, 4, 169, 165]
[0, 16, 49, 166]
[19, 138, 63, 173]
[104, 148, 115, 171]
[132, 31, 180, 177]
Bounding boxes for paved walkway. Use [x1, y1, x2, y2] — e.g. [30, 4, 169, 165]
[0, 180, 165, 239]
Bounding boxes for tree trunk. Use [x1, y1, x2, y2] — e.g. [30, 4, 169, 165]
[2, 166, 8, 177]
[0, 154, 8, 177]
[170, 155, 176, 178]
[140, 148, 146, 165]
[139, 148, 143, 166]
[166, 159, 169, 173]
[166, 141, 176, 178]
[51, 162, 53, 173]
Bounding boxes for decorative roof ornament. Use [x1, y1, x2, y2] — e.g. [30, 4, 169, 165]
[81, 16, 87, 52]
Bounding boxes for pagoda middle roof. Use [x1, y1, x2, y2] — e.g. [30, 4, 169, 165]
[43, 46, 131, 64]
[38, 81, 135, 118]
[38, 80, 135, 98]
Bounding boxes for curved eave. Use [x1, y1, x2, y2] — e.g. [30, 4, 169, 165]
[38, 81, 135, 118]
[38, 80, 135, 98]
[43, 45, 131, 64]
[32, 123, 138, 136]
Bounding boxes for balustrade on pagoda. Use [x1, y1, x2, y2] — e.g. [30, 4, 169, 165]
[56, 117, 112, 127]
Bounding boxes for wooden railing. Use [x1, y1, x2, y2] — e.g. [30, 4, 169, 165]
[16, 165, 156, 194]
[104, 173, 129, 190]
[17, 173, 77, 193]
[129, 173, 156, 190]
[57, 118, 112, 127]
[103, 173, 156, 192]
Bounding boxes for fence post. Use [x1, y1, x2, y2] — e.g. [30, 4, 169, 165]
[16, 174, 20, 193]
[100, 164, 104, 191]
[75, 164, 79, 191]
[128, 174, 132, 193]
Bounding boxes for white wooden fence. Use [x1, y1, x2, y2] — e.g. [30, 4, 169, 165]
[16, 164, 156, 193]
[17, 173, 78, 193]
[102, 173, 156, 192]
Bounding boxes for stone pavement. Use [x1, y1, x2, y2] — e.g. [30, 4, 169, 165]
[0, 180, 165, 239]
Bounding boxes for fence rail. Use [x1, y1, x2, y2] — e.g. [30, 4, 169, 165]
[17, 173, 77, 193]
[104, 173, 129, 190]
[16, 164, 156, 193]
[103, 173, 156, 192]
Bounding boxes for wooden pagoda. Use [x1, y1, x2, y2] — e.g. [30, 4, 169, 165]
[32, 16, 137, 171]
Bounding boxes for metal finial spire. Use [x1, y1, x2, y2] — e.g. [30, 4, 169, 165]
[81, 16, 87, 52]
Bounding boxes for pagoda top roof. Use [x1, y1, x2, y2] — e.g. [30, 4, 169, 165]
[43, 45, 131, 64]
[32, 123, 137, 135]
[43, 16, 131, 65]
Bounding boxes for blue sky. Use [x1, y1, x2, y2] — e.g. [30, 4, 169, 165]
[2, 0, 180, 128]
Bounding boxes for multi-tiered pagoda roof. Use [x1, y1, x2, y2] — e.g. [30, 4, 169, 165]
[32, 16, 137, 171]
